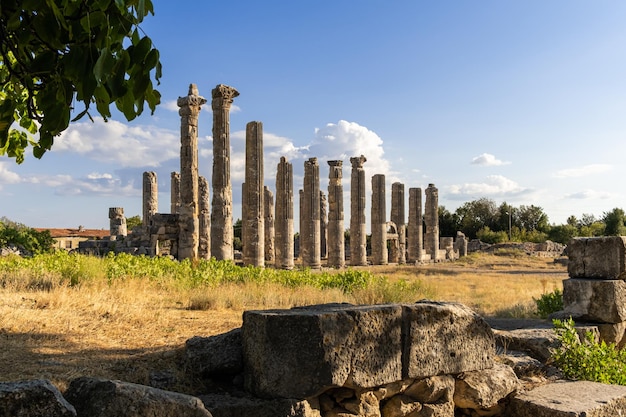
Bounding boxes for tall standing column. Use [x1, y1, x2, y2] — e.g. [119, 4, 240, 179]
[407, 188, 423, 263]
[264, 186, 275, 263]
[275, 157, 294, 270]
[177, 84, 207, 260]
[350, 155, 367, 266]
[327, 160, 345, 268]
[211, 84, 239, 261]
[198, 176, 210, 259]
[109, 207, 127, 238]
[425, 183, 440, 261]
[320, 191, 327, 259]
[171, 172, 181, 214]
[242, 121, 264, 267]
[371, 174, 388, 265]
[391, 182, 406, 264]
[143, 171, 158, 228]
[301, 157, 321, 269]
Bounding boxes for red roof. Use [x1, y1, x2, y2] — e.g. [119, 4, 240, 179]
[35, 228, 110, 239]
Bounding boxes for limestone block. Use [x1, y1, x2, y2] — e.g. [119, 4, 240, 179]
[199, 394, 321, 417]
[404, 375, 455, 404]
[568, 236, 626, 279]
[0, 379, 76, 417]
[416, 402, 454, 417]
[186, 328, 242, 377]
[507, 380, 626, 416]
[242, 303, 404, 398]
[403, 301, 495, 378]
[453, 363, 519, 410]
[381, 395, 422, 417]
[64, 377, 212, 417]
[597, 321, 626, 347]
[563, 278, 626, 323]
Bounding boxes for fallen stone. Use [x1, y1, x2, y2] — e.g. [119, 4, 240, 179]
[199, 393, 321, 417]
[186, 328, 243, 377]
[507, 380, 626, 416]
[404, 375, 455, 403]
[0, 379, 76, 417]
[493, 327, 559, 362]
[453, 363, 519, 410]
[562, 278, 626, 323]
[568, 236, 626, 279]
[64, 377, 212, 417]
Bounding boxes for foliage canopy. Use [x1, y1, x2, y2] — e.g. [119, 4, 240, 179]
[0, 0, 162, 163]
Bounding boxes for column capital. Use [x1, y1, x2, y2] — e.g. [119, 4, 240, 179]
[212, 84, 239, 110]
[350, 155, 367, 168]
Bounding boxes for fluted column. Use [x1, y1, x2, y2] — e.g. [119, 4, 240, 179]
[275, 157, 294, 270]
[327, 160, 345, 268]
[320, 191, 327, 259]
[371, 174, 387, 265]
[142, 171, 158, 228]
[408, 188, 423, 263]
[425, 183, 439, 261]
[242, 121, 264, 267]
[391, 182, 406, 264]
[301, 157, 321, 269]
[109, 207, 127, 238]
[264, 186, 275, 263]
[198, 175, 210, 259]
[350, 155, 367, 266]
[170, 172, 180, 214]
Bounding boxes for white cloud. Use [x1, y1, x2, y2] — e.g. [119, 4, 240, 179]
[55, 117, 179, 168]
[553, 164, 612, 178]
[564, 189, 614, 200]
[161, 100, 180, 112]
[0, 162, 21, 188]
[471, 153, 510, 166]
[447, 175, 533, 199]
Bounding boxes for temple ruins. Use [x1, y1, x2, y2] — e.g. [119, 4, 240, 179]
[79, 83, 468, 265]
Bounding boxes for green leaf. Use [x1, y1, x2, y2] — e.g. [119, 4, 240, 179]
[94, 48, 115, 83]
[131, 36, 152, 64]
[44, 0, 69, 30]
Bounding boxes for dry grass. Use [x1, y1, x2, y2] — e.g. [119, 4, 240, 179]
[0, 252, 567, 394]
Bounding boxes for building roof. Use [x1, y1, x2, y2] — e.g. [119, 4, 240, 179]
[35, 228, 110, 239]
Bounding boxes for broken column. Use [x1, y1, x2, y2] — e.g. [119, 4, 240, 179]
[407, 188, 423, 263]
[198, 176, 210, 260]
[301, 157, 321, 269]
[424, 183, 439, 261]
[170, 172, 180, 214]
[242, 121, 264, 267]
[142, 171, 158, 228]
[320, 191, 327, 260]
[350, 155, 367, 266]
[275, 157, 294, 270]
[211, 84, 239, 261]
[391, 182, 406, 264]
[371, 174, 388, 265]
[327, 160, 345, 268]
[109, 207, 127, 238]
[264, 186, 275, 264]
[177, 84, 207, 260]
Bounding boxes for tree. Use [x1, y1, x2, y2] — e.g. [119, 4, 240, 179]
[455, 198, 498, 239]
[438, 206, 459, 237]
[0, 0, 162, 163]
[126, 215, 141, 229]
[517, 205, 550, 233]
[602, 208, 626, 236]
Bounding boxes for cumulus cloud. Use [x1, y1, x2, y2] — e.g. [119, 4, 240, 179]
[471, 153, 510, 166]
[564, 189, 614, 200]
[553, 164, 612, 178]
[0, 162, 21, 188]
[55, 117, 179, 168]
[447, 175, 533, 199]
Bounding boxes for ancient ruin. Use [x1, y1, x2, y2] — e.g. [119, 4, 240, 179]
[300, 157, 321, 269]
[327, 160, 345, 268]
[264, 186, 275, 263]
[242, 121, 264, 267]
[390, 182, 406, 264]
[349, 155, 368, 266]
[370, 174, 387, 265]
[275, 157, 294, 270]
[407, 187, 423, 263]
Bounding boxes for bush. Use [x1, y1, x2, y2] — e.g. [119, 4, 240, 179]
[0, 217, 55, 254]
[552, 318, 626, 385]
[534, 289, 563, 318]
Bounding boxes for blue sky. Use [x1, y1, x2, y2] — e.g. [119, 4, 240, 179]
[2, 1, 626, 229]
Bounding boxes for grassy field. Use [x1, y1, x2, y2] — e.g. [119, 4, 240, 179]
[0, 250, 567, 394]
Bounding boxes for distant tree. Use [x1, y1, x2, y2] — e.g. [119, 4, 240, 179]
[548, 224, 579, 245]
[476, 226, 508, 244]
[0, 217, 54, 254]
[455, 198, 498, 239]
[517, 205, 550, 233]
[580, 213, 598, 228]
[602, 208, 626, 236]
[580, 221, 605, 237]
[0, 0, 161, 162]
[126, 215, 142, 229]
[566, 215, 578, 227]
[438, 206, 459, 237]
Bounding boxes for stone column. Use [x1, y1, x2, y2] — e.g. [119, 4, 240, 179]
[177, 84, 207, 260]
[320, 191, 327, 260]
[327, 160, 345, 268]
[170, 172, 180, 214]
[242, 121, 264, 267]
[275, 157, 294, 269]
[407, 188, 423, 263]
[109, 207, 127, 239]
[264, 186, 275, 263]
[425, 183, 440, 261]
[371, 174, 388, 265]
[211, 84, 239, 261]
[350, 156, 367, 266]
[142, 171, 158, 228]
[391, 182, 406, 264]
[301, 157, 321, 269]
[198, 176, 210, 259]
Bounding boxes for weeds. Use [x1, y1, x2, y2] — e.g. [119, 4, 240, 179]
[535, 289, 563, 318]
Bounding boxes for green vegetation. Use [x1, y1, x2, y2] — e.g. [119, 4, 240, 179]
[552, 318, 626, 385]
[0, 0, 161, 162]
[534, 289, 563, 319]
[0, 217, 54, 255]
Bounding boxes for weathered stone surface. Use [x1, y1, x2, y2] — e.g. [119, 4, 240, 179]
[407, 188, 423, 263]
[301, 158, 321, 269]
[404, 375, 454, 404]
[381, 394, 421, 417]
[453, 363, 518, 409]
[349, 155, 367, 266]
[242, 121, 264, 267]
[371, 174, 387, 265]
[493, 327, 559, 362]
[568, 236, 626, 279]
[403, 301, 495, 378]
[186, 328, 243, 377]
[327, 160, 345, 268]
[415, 401, 454, 417]
[498, 351, 545, 379]
[562, 278, 626, 323]
[242, 303, 403, 398]
[507, 380, 626, 417]
[275, 157, 294, 270]
[424, 184, 439, 261]
[64, 377, 212, 417]
[0, 379, 76, 417]
[199, 394, 320, 417]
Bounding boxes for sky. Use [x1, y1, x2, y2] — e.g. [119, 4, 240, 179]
[2, 1, 626, 230]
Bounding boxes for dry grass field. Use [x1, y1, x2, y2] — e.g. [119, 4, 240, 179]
[0, 251, 567, 395]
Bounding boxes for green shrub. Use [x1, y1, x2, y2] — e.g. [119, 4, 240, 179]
[552, 318, 626, 385]
[535, 289, 563, 318]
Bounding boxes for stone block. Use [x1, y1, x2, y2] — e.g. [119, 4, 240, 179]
[403, 301, 495, 378]
[242, 303, 404, 398]
[186, 328, 243, 377]
[453, 363, 519, 409]
[507, 380, 626, 416]
[0, 379, 76, 417]
[563, 278, 626, 323]
[568, 236, 626, 279]
[199, 394, 320, 417]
